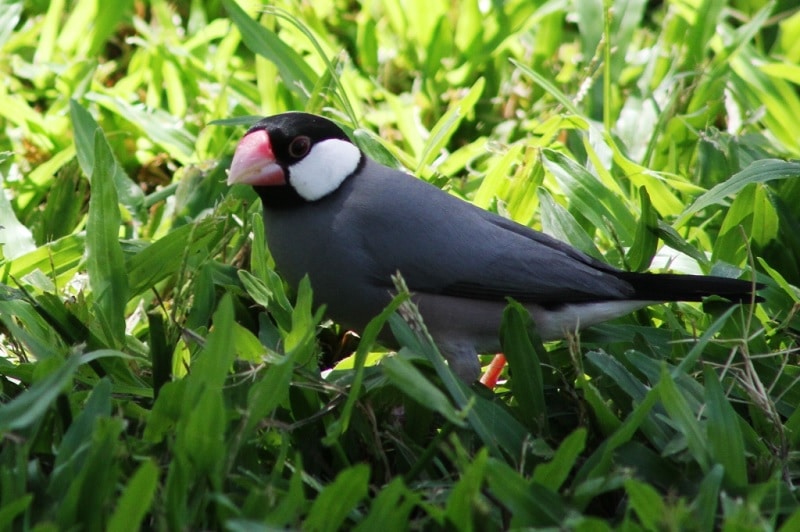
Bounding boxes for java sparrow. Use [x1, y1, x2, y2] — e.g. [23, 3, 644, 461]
[227, 112, 759, 382]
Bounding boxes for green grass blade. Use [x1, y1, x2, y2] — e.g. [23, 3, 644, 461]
[677, 159, 800, 228]
[500, 300, 547, 433]
[486, 458, 567, 527]
[85, 128, 129, 347]
[107, 460, 159, 532]
[658, 365, 710, 472]
[703, 366, 747, 488]
[324, 291, 408, 443]
[382, 355, 466, 427]
[0, 354, 82, 432]
[304, 464, 369, 532]
[533, 427, 587, 491]
[70, 99, 144, 215]
[690, 464, 724, 531]
[223, 0, 317, 101]
[626, 187, 659, 271]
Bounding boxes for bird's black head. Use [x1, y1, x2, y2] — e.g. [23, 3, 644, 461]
[227, 112, 364, 208]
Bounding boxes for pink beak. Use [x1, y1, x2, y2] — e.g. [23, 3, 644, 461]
[227, 129, 286, 187]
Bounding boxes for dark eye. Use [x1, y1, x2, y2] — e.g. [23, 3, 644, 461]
[288, 136, 311, 159]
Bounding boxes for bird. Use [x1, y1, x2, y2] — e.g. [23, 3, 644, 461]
[226, 111, 761, 383]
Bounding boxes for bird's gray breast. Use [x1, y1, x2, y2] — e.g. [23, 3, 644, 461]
[262, 179, 390, 330]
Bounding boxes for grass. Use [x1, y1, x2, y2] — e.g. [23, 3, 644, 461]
[1, 0, 800, 529]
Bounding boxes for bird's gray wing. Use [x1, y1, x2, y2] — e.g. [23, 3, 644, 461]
[348, 161, 635, 304]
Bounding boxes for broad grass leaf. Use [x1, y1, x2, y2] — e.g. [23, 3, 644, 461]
[173, 294, 236, 477]
[240, 352, 293, 439]
[56, 0, 132, 58]
[576, 377, 621, 435]
[778, 508, 800, 532]
[586, 350, 671, 449]
[625, 351, 704, 409]
[382, 356, 466, 427]
[179, 391, 225, 476]
[586, 350, 648, 402]
[355, 14, 378, 74]
[757, 257, 798, 303]
[573, 386, 660, 505]
[416, 77, 485, 172]
[186, 293, 236, 392]
[164, 455, 191, 530]
[86, 128, 129, 347]
[655, 221, 710, 267]
[421, 16, 454, 86]
[473, 144, 524, 210]
[627, 187, 659, 272]
[0, 186, 35, 259]
[538, 187, 603, 260]
[0, 299, 69, 361]
[445, 447, 488, 529]
[56, 417, 124, 530]
[15, 147, 74, 216]
[37, 162, 87, 243]
[127, 219, 219, 296]
[542, 149, 636, 244]
[677, 159, 800, 227]
[512, 59, 582, 116]
[263, 454, 307, 527]
[575, 0, 603, 66]
[486, 458, 567, 527]
[324, 292, 408, 443]
[388, 313, 528, 462]
[49, 378, 112, 500]
[223, 0, 316, 101]
[703, 366, 747, 488]
[284, 276, 325, 367]
[354, 478, 420, 532]
[304, 464, 369, 532]
[674, 306, 738, 373]
[87, 94, 196, 163]
[249, 213, 293, 331]
[353, 128, 401, 169]
[658, 366, 710, 472]
[107, 460, 159, 532]
[714, 183, 779, 265]
[469, 392, 531, 465]
[624, 478, 665, 530]
[683, 0, 724, 64]
[0, 0, 22, 47]
[533, 428, 587, 491]
[0, 353, 82, 432]
[690, 464, 723, 531]
[759, 60, 800, 85]
[726, 16, 800, 154]
[3, 233, 86, 287]
[500, 301, 547, 433]
[0, 495, 32, 531]
[70, 99, 144, 214]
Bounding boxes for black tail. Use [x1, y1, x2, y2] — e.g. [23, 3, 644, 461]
[617, 272, 763, 303]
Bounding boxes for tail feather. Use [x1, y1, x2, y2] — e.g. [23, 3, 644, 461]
[618, 272, 763, 303]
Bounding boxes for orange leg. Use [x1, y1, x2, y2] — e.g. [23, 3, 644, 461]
[479, 354, 507, 388]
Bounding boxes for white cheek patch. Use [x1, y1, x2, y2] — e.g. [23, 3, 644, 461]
[289, 139, 362, 201]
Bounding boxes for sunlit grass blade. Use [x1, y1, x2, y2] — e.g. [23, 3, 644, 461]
[677, 159, 800, 228]
[85, 129, 129, 347]
[70, 100, 144, 215]
[223, 0, 317, 101]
